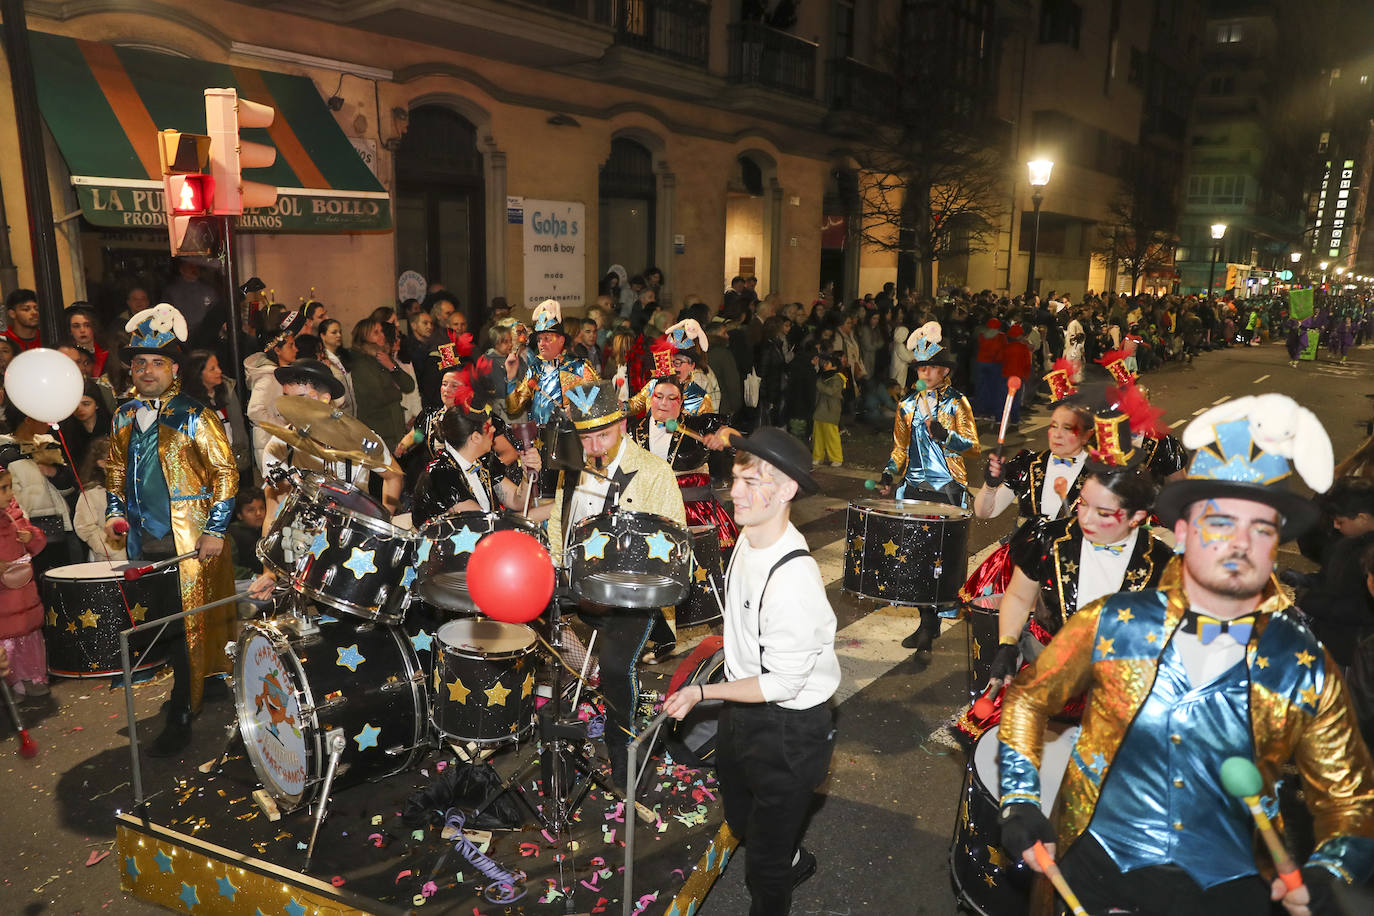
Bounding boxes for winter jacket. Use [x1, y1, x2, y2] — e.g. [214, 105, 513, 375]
[244, 351, 284, 468]
[0, 496, 47, 640]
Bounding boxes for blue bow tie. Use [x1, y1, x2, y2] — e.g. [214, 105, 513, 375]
[1051, 455, 1075, 467]
[132, 398, 161, 413]
[1091, 542, 1127, 555]
[1183, 612, 1255, 646]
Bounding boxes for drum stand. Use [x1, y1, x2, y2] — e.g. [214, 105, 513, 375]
[304, 729, 346, 869]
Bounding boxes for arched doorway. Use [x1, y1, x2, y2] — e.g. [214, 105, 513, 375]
[599, 138, 657, 278]
[724, 152, 779, 296]
[394, 106, 486, 316]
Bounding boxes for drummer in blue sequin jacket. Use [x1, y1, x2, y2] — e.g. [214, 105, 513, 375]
[999, 400, 1374, 916]
[879, 322, 979, 508]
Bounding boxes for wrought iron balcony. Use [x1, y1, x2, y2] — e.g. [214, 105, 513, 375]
[728, 22, 818, 98]
[615, 0, 711, 67]
[827, 57, 895, 118]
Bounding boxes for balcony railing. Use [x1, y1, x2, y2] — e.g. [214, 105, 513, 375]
[728, 22, 817, 98]
[615, 0, 711, 67]
[827, 57, 895, 118]
[524, 0, 613, 24]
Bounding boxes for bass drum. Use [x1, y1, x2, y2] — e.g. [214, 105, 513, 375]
[949, 722, 1077, 915]
[844, 499, 971, 605]
[232, 615, 427, 811]
[664, 636, 727, 768]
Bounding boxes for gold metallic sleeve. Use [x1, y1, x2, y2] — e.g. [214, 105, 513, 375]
[1000, 601, 1103, 769]
[1289, 652, 1374, 851]
[886, 405, 911, 478]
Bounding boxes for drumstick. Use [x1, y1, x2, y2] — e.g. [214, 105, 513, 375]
[1031, 842, 1088, 916]
[123, 551, 199, 580]
[0, 679, 38, 758]
[1220, 757, 1304, 892]
[662, 419, 732, 447]
[996, 377, 1023, 454]
[971, 682, 1000, 720]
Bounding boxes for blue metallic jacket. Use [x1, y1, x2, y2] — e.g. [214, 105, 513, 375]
[1000, 561, 1374, 893]
[882, 381, 979, 501]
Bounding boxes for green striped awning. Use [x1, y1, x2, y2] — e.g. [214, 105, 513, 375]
[29, 32, 390, 232]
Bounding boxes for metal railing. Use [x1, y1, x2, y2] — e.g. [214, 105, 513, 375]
[827, 57, 895, 118]
[615, 0, 711, 66]
[728, 21, 818, 98]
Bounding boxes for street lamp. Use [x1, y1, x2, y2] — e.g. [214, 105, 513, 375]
[1206, 223, 1227, 298]
[1025, 159, 1053, 299]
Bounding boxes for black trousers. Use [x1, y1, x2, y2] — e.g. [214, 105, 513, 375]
[1057, 833, 1271, 915]
[137, 533, 191, 715]
[584, 608, 655, 752]
[717, 702, 835, 916]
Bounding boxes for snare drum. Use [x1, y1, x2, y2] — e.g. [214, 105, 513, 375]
[294, 498, 415, 624]
[843, 499, 971, 605]
[232, 615, 427, 810]
[950, 723, 1078, 916]
[570, 509, 690, 608]
[259, 476, 391, 579]
[676, 525, 725, 628]
[41, 561, 180, 677]
[431, 619, 538, 746]
[411, 511, 549, 614]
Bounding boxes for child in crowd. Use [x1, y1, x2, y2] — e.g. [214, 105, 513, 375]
[72, 435, 124, 562]
[813, 352, 846, 467]
[0, 463, 50, 710]
[229, 487, 267, 579]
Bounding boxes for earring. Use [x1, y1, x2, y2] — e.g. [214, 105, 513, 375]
[1173, 541, 1185, 555]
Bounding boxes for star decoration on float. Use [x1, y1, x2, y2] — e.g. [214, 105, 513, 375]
[410, 630, 434, 652]
[447, 679, 470, 704]
[644, 530, 675, 562]
[485, 681, 512, 707]
[522, 672, 535, 698]
[79, 608, 101, 629]
[581, 529, 610, 561]
[215, 875, 237, 900]
[66, 621, 77, 634]
[307, 531, 329, 560]
[354, 723, 380, 751]
[124, 856, 139, 881]
[400, 565, 417, 589]
[336, 644, 366, 672]
[130, 602, 148, 623]
[450, 526, 482, 554]
[178, 881, 200, 910]
[882, 540, 899, 556]
[342, 547, 378, 579]
[154, 848, 173, 873]
[694, 565, 709, 583]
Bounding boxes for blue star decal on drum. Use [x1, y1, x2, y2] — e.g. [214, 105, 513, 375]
[307, 531, 329, 560]
[285, 899, 308, 916]
[400, 565, 417, 589]
[342, 547, 378, 579]
[581, 529, 610, 560]
[416, 538, 433, 564]
[125, 856, 139, 881]
[353, 722, 381, 751]
[410, 629, 434, 652]
[336, 644, 366, 672]
[177, 882, 200, 910]
[644, 530, 675, 562]
[450, 526, 482, 555]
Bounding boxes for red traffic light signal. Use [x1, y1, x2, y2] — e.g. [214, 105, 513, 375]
[167, 174, 214, 215]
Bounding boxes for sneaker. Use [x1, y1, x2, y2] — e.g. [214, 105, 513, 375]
[829, 460, 843, 467]
[791, 847, 818, 889]
[23, 680, 50, 697]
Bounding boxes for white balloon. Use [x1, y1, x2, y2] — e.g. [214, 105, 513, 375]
[4, 348, 85, 424]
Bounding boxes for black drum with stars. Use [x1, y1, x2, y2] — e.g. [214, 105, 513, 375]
[843, 499, 972, 606]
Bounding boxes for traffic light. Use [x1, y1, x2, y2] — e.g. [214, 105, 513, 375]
[204, 88, 278, 215]
[158, 129, 216, 255]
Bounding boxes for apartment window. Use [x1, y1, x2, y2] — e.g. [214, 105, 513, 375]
[1128, 48, 1145, 87]
[834, 0, 856, 60]
[1039, 0, 1082, 49]
[1318, 131, 1330, 153]
[1215, 22, 1244, 43]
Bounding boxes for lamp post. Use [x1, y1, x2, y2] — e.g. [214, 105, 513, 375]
[1025, 159, 1053, 300]
[1206, 223, 1227, 298]
[1320, 260, 1329, 286]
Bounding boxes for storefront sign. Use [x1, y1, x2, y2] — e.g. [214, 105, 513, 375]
[75, 183, 392, 232]
[507, 196, 524, 224]
[521, 199, 585, 309]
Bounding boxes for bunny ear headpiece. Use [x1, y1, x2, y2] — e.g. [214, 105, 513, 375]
[121, 303, 189, 365]
[666, 318, 709, 353]
[907, 321, 955, 367]
[1156, 392, 1330, 540]
[651, 319, 708, 376]
[532, 299, 564, 335]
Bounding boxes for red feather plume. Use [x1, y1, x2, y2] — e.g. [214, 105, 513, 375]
[455, 332, 475, 359]
[1109, 381, 1167, 438]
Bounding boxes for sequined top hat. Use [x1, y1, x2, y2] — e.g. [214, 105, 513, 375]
[906, 321, 956, 368]
[650, 319, 708, 376]
[1083, 412, 1145, 474]
[1043, 358, 1078, 403]
[531, 299, 565, 338]
[565, 380, 625, 432]
[1098, 348, 1136, 387]
[121, 303, 189, 364]
[1155, 393, 1334, 540]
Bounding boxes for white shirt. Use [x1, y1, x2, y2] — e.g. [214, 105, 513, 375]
[648, 421, 672, 460]
[455, 451, 491, 512]
[568, 439, 625, 531]
[135, 402, 159, 433]
[1076, 527, 1138, 612]
[1171, 607, 1248, 688]
[723, 522, 840, 710]
[1039, 451, 1086, 518]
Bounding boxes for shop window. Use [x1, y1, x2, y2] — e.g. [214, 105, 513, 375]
[599, 138, 657, 276]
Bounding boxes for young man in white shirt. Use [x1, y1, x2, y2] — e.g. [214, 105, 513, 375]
[665, 426, 840, 916]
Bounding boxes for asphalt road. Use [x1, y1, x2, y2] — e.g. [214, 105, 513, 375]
[3, 339, 1370, 915]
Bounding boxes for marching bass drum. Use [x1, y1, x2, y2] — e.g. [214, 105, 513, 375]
[843, 499, 971, 605]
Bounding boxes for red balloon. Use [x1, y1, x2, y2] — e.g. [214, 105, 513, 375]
[466, 529, 554, 624]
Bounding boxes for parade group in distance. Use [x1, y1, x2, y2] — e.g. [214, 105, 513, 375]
[1, 271, 1373, 915]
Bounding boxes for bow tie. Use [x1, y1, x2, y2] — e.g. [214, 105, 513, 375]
[1050, 455, 1076, 467]
[1090, 541, 1127, 555]
[1181, 612, 1255, 646]
[133, 398, 161, 414]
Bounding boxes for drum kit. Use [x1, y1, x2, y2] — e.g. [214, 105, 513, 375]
[208, 405, 724, 864]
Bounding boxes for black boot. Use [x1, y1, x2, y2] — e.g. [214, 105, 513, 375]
[608, 743, 629, 790]
[901, 608, 942, 657]
[148, 707, 193, 758]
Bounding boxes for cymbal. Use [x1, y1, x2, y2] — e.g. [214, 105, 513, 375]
[257, 421, 329, 461]
[276, 396, 399, 473]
